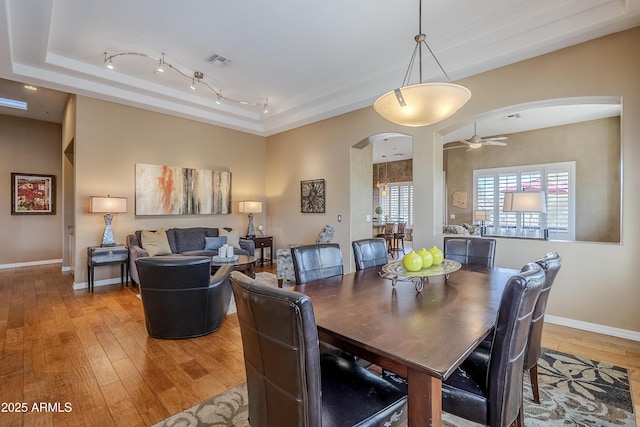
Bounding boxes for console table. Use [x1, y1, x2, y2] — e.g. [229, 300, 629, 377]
[87, 245, 129, 293]
[245, 235, 273, 266]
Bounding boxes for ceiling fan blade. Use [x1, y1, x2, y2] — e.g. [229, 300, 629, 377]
[483, 136, 508, 141]
[483, 141, 507, 146]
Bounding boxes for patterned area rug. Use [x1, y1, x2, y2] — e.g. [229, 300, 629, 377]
[154, 348, 635, 426]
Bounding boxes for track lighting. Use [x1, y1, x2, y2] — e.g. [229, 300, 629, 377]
[103, 51, 268, 112]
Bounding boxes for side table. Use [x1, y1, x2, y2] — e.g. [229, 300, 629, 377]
[87, 245, 129, 293]
[245, 236, 273, 266]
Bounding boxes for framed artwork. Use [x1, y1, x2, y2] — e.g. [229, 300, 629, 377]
[135, 163, 231, 215]
[11, 173, 56, 215]
[301, 179, 325, 213]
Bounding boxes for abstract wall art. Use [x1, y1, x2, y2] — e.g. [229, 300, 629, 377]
[11, 173, 56, 215]
[301, 179, 325, 213]
[135, 163, 231, 215]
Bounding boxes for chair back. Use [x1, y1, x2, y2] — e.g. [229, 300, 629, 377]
[383, 222, 395, 235]
[135, 256, 232, 339]
[396, 222, 406, 235]
[314, 224, 336, 244]
[352, 238, 389, 271]
[230, 271, 322, 427]
[443, 236, 496, 267]
[486, 262, 545, 426]
[525, 252, 562, 369]
[291, 243, 343, 285]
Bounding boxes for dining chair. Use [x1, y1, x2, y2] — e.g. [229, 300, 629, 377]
[443, 236, 496, 267]
[376, 222, 397, 257]
[291, 243, 343, 285]
[352, 238, 389, 271]
[393, 222, 407, 255]
[229, 271, 408, 427]
[475, 252, 563, 404]
[384, 262, 545, 427]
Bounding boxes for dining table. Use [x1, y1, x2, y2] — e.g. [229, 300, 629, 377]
[293, 264, 518, 427]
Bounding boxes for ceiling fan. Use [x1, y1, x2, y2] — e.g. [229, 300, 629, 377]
[460, 123, 508, 149]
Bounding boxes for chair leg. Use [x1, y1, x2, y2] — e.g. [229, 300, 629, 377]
[530, 363, 541, 404]
[277, 278, 284, 288]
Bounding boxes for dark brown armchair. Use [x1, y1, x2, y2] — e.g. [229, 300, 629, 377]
[135, 256, 232, 339]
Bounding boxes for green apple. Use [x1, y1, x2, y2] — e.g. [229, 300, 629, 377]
[416, 248, 433, 269]
[428, 246, 444, 265]
[402, 251, 423, 272]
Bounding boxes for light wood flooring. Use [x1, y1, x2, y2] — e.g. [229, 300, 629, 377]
[0, 263, 638, 426]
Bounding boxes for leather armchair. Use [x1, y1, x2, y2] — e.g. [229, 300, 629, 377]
[384, 263, 545, 426]
[276, 224, 336, 286]
[229, 270, 407, 427]
[443, 236, 496, 267]
[135, 256, 232, 339]
[352, 238, 388, 271]
[291, 243, 343, 285]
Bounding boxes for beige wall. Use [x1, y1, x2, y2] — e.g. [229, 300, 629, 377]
[266, 27, 640, 334]
[72, 96, 266, 286]
[0, 115, 63, 264]
[444, 117, 621, 242]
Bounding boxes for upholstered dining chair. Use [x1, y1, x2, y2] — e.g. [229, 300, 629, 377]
[135, 257, 232, 339]
[443, 236, 497, 267]
[229, 271, 408, 427]
[291, 243, 343, 285]
[352, 238, 389, 271]
[276, 224, 336, 287]
[476, 251, 562, 404]
[384, 262, 545, 427]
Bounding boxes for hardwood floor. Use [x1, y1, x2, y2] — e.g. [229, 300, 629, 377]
[0, 263, 638, 426]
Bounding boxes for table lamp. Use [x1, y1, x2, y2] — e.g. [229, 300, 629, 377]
[474, 210, 490, 236]
[502, 191, 547, 238]
[89, 195, 127, 246]
[239, 201, 262, 237]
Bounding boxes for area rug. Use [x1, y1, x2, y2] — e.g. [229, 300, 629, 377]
[153, 348, 636, 426]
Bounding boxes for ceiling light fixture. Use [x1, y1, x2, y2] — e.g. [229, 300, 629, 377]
[373, 0, 471, 127]
[103, 51, 268, 112]
[24, 85, 38, 91]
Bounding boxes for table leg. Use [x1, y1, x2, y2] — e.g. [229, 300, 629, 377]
[407, 368, 442, 427]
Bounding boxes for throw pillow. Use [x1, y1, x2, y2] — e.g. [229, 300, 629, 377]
[141, 229, 172, 256]
[220, 229, 241, 249]
[204, 236, 227, 250]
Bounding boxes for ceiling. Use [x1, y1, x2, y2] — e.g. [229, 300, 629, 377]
[1, 0, 638, 136]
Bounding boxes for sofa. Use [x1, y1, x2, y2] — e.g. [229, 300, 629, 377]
[127, 227, 255, 285]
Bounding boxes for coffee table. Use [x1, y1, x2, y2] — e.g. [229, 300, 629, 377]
[210, 255, 256, 278]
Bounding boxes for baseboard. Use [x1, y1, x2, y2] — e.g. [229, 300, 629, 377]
[0, 259, 62, 270]
[545, 315, 640, 342]
[72, 277, 130, 291]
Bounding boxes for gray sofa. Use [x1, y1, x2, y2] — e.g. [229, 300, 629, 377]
[127, 227, 255, 285]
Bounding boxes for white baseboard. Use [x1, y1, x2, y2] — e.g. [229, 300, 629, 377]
[72, 277, 130, 290]
[545, 314, 640, 342]
[0, 259, 63, 270]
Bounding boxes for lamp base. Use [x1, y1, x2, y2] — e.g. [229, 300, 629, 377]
[101, 213, 117, 247]
[246, 213, 256, 237]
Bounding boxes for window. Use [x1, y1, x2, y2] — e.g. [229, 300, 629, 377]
[379, 181, 414, 227]
[473, 162, 575, 240]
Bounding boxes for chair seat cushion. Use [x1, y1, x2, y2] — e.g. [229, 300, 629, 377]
[320, 354, 407, 427]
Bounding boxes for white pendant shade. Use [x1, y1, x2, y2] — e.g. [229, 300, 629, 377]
[374, 82, 472, 127]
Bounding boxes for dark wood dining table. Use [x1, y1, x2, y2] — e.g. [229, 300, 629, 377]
[293, 264, 518, 427]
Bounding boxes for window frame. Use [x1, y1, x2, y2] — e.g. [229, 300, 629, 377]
[379, 181, 414, 228]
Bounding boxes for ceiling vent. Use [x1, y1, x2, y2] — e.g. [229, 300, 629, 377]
[208, 54, 231, 65]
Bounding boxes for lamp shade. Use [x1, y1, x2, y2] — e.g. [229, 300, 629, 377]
[238, 201, 262, 214]
[89, 196, 127, 213]
[474, 210, 490, 221]
[374, 82, 471, 127]
[502, 191, 546, 213]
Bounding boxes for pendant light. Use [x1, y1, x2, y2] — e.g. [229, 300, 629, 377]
[374, 0, 471, 127]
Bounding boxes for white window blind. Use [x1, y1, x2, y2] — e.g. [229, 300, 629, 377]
[379, 181, 414, 227]
[473, 162, 575, 240]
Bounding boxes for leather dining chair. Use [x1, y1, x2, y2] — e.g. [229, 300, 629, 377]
[476, 252, 562, 404]
[229, 271, 408, 427]
[352, 238, 389, 271]
[291, 243, 343, 285]
[384, 262, 545, 427]
[135, 256, 232, 339]
[443, 236, 496, 267]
